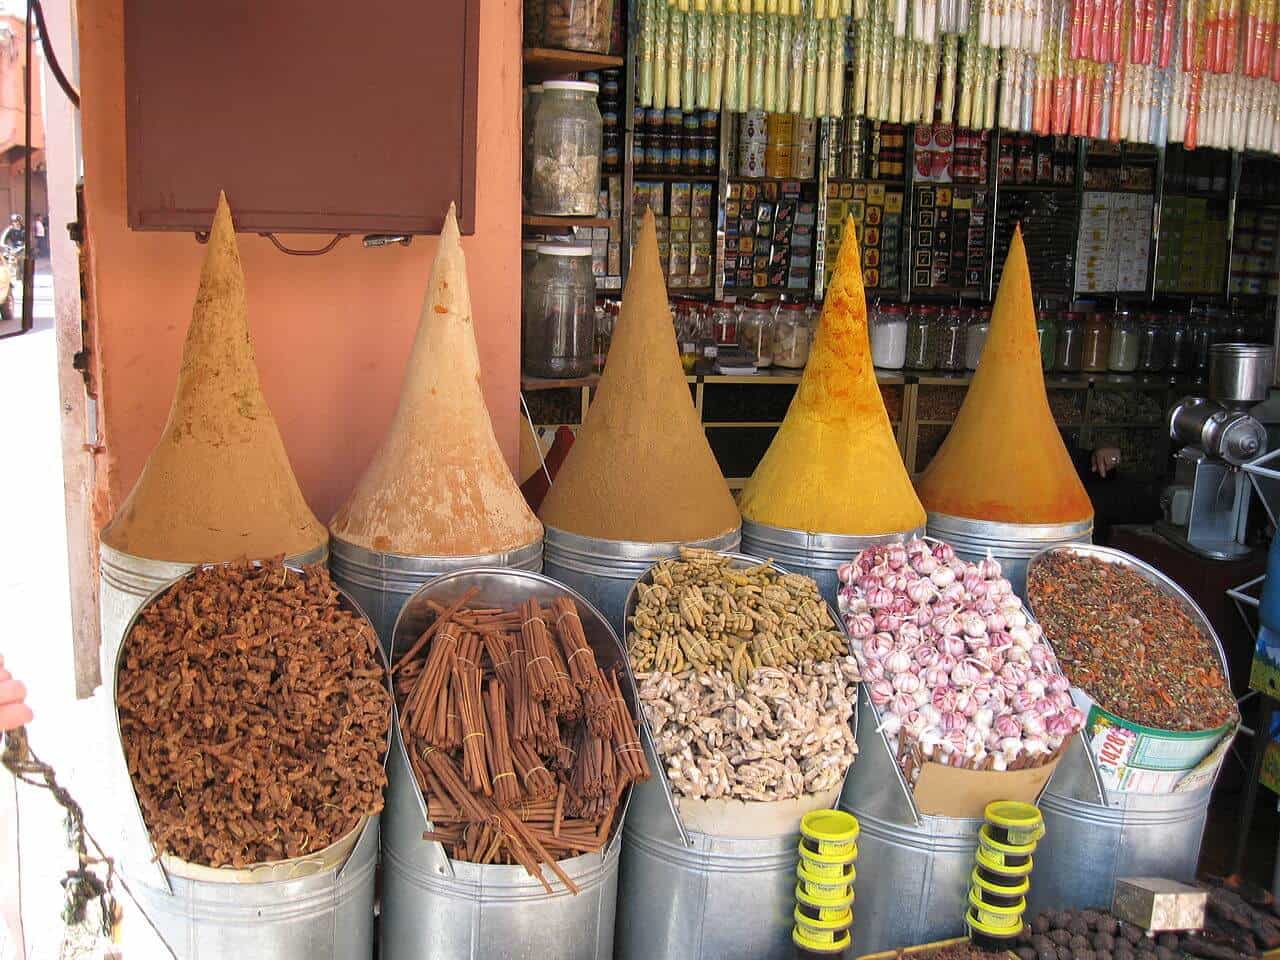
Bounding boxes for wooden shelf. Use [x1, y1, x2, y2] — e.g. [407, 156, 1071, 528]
[634, 171, 721, 182]
[522, 47, 623, 80]
[521, 374, 599, 391]
[522, 214, 613, 229]
[997, 183, 1076, 193]
[728, 175, 817, 186]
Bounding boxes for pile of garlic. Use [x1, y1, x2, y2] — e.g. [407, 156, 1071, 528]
[837, 538, 1084, 783]
[635, 659, 860, 802]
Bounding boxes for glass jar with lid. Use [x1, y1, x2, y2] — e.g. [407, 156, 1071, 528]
[541, 0, 616, 53]
[1165, 312, 1190, 373]
[1107, 310, 1139, 372]
[672, 299, 701, 373]
[1081, 311, 1110, 372]
[1189, 305, 1214, 377]
[935, 307, 967, 372]
[523, 245, 597, 378]
[739, 303, 775, 367]
[904, 306, 936, 371]
[523, 84, 545, 204]
[964, 307, 992, 370]
[1053, 311, 1083, 372]
[773, 303, 813, 369]
[710, 301, 739, 345]
[1136, 313, 1167, 373]
[594, 300, 616, 372]
[528, 81, 603, 217]
[871, 303, 908, 369]
[1037, 309, 1058, 371]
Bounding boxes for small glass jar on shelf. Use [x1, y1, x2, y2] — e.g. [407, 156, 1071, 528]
[710, 301, 739, 345]
[523, 245, 597, 379]
[528, 81, 603, 217]
[1053, 311, 1083, 373]
[964, 307, 992, 371]
[540, 0, 616, 54]
[1136, 313, 1167, 373]
[1037, 309, 1058, 371]
[739, 303, 775, 368]
[1107, 309, 1139, 373]
[934, 306, 968, 373]
[870, 303, 908, 370]
[1081, 311, 1110, 373]
[1165, 312, 1190, 373]
[773, 303, 813, 369]
[904, 305, 936, 371]
[673, 299, 703, 374]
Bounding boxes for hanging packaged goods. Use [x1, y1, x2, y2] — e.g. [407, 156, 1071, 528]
[630, 0, 1280, 153]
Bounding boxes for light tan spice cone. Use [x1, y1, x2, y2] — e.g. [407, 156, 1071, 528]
[101, 193, 326, 563]
[329, 204, 541, 555]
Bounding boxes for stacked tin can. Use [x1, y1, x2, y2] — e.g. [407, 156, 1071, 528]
[968, 801, 1044, 950]
[794, 810, 859, 958]
[737, 110, 768, 177]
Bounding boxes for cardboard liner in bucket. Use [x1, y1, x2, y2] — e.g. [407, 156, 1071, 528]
[110, 561, 393, 889]
[387, 567, 646, 874]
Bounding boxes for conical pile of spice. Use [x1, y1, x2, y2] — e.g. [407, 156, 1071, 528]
[916, 230, 1093, 525]
[539, 210, 739, 543]
[330, 205, 542, 556]
[100, 193, 326, 563]
[739, 221, 925, 536]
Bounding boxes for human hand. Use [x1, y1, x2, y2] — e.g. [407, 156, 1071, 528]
[1092, 446, 1122, 478]
[0, 655, 32, 731]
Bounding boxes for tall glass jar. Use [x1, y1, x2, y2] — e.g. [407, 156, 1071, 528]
[528, 81, 603, 216]
[964, 308, 992, 370]
[1137, 314, 1167, 373]
[904, 306, 936, 371]
[523, 84, 544, 204]
[739, 304, 775, 367]
[1053, 311, 1083, 372]
[673, 299, 701, 373]
[1190, 305, 1214, 377]
[541, 0, 616, 53]
[871, 303, 908, 369]
[1037, 309, 1058, 371]
[710, 301, 739, 345]
[1081, 311, 1110, 373]
[594, 300, 616, 372]
[935, 307, 967, 372]
[1165, 312, 1190, 373]
[773, 303, 813, 369]
[1107, 310, 1140, 372]
[523, 245, 596, 378]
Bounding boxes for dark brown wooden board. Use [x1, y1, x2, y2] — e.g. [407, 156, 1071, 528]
[125, 1, 479, 235]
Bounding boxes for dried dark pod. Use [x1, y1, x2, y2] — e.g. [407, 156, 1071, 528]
[1070, 918, 1093, 937]
[1032, 916, 1052, 935]
[1071, 935, 1092, 951]
[1051, 930, 1074, 946]
[1058, 947, 1074, 960]
[1082, 911, 1102, 928]
[1155, 946, 1179, 960]
[1056, 913, 1076, 930]
[1097, 950, 1113, 960]
[1033, 936, 1056, 953]
[1157, 935, 1180, 951]
[1038, 950, 1058, 960]
[1121, 924, 1145, 945]
[1095, 933, 1116, 951]
[1018, 948, 1037, 960]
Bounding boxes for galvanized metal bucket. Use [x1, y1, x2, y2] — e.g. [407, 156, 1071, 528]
[107, 562, 387, 959]
[925, 513, 1092, 598]
[328, 534, 543, 651]
[1024, 543, 1233, 912]
[97, 540, 328, 688]
[838, 684, 981, 956]
[740, 519, 925, 606]
[615, 552, 856, 960]
[541, 524, 741, 633]
[380, 567, 638, 960]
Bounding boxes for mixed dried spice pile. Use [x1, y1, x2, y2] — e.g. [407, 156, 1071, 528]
[394, 589, 649, 894]
[1028, 553, 1236, 732]
[116, 560, 391, 868]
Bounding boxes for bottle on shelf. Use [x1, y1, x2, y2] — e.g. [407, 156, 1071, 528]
[964, 307, 992, 371]
[1081, 310, 1110, 373]
[1036, 306, 1058, 371]
[1053, 310, 1083, 373]
[870, 302, 908, 370]
[1107, 309, 1140, 373]
[523, 245, 597, 379]
[904, 305, 936, 371]
[934, 306, 968, 373]
[1136, 313, 1167, 374]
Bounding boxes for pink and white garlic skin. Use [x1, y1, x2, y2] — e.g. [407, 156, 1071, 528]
[838, 537, 1085, 780]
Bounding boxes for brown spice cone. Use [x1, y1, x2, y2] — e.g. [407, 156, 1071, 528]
[101, 193, 325, 562]
[539, 209, 739, 542]
[330, 205, 541, 555]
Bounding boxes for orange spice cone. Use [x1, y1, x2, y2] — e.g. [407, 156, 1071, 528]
[739, 221, 925, 536]
[539, 209, 739, 542]
[915, 228, 1093, 525]
[101, 193, 326, 563]
[330, 205, 541, 555]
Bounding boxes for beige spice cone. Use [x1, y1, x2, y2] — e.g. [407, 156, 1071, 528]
[329, 204, 542, 555]
[101, 192, 326, 562]
[539, 209, 740, 542]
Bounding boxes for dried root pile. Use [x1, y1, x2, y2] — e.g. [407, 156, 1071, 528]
[116, 559, 391, 868]
[627, 549, 859, 803]
[394, 590, 649, 894]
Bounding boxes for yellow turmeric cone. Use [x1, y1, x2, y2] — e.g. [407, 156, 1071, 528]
[739, 220, 925, 536]
[539, 209, 739, 542]
[916, 228, 1092, 524]
[101, 192, 326, 563]
[330, 204, 541, 556]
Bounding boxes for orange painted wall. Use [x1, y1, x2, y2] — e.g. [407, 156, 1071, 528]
[77, 0, 522, 525]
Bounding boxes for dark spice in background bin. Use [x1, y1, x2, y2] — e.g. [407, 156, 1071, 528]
[899, 942, 1012, 960]
[116, 559, 392, 869]
[1028, 553, 1237, 731]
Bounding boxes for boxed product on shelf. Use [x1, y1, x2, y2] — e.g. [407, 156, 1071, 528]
[825, 181, 903, 291]
[909, 184, 988, 293]
[1076, 191, 1153, 293]
[634, 177, 715, 291]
